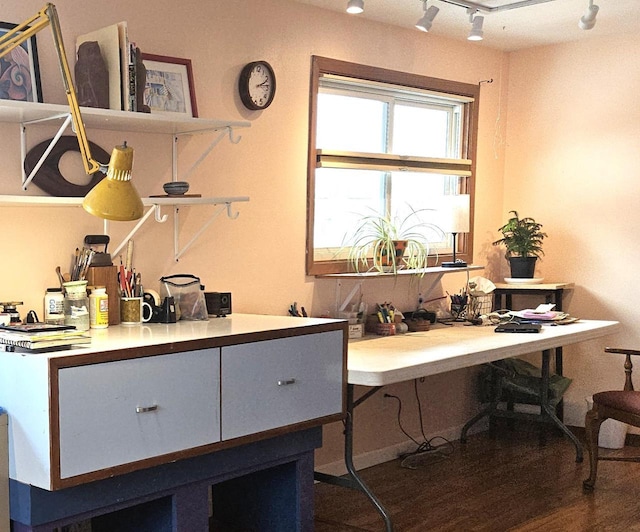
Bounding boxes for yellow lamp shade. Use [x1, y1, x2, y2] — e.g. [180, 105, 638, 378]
[82, 144, 144, 221]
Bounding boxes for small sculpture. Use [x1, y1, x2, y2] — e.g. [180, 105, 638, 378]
[75, 41, 109, 109]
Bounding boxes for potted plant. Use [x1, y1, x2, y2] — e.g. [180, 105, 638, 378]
[344, 208, 443, 275]
[492, 211, 547, 278]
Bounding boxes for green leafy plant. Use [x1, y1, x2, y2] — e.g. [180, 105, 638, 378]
[492, 211, 547, 259]
[344, 208, 443, 275]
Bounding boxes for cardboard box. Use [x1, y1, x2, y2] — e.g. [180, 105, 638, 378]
[348, 323, 364, 339]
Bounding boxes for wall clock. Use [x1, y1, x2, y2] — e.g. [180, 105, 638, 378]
[238, 61, 276, 110]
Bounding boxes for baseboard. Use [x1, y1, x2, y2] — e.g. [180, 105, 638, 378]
[315, 420, 488, 477]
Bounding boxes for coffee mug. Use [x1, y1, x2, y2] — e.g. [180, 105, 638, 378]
[120, 297, 152, 325]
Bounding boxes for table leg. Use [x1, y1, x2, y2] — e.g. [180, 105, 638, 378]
[314, 384, 393, 531]
[540, 349, 583, 462]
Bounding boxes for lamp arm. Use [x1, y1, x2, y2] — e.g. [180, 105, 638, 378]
[0, 3, 106, 175]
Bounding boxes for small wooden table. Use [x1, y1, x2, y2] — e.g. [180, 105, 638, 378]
[493, 282, 575, 312]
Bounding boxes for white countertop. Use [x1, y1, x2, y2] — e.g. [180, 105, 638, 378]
[7, 314, 343, 360]
[347, 320, 620, 386]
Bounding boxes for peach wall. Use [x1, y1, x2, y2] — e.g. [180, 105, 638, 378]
[0, 0, 522, 469]
[503, 33, 638, 427]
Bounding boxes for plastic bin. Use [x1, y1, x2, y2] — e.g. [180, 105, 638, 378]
[586, 396, 628, 449]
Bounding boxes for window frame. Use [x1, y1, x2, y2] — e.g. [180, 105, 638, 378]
[306, 56, 480, 276]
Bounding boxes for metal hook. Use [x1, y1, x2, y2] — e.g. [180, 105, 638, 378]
[227, 126, 242, 145]
[226, 202, 240, 219]
[154, 204, 169, 223]
[479, 78, 494, 85]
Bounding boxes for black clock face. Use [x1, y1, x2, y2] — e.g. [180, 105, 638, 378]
[239, 61, 276, 110]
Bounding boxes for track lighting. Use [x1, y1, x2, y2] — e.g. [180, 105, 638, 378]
[467, 10, 484, 41]
[346, 0, 364, 14]
[578, 0, 599, 30]
[415, 1, 440, 32]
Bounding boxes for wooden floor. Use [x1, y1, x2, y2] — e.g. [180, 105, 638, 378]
[314, 423, 640, 531]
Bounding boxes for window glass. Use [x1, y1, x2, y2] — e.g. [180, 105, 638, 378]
[307, 58, 479, 275]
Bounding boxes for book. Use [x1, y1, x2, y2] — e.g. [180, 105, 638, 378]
[0, 335, 91, 350]
[0, 322, 91, 349]
[0, 323, 75, 334]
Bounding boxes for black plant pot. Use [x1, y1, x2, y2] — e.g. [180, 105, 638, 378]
[508, 257, 537, 278]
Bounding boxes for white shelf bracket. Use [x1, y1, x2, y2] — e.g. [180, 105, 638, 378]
[173, 126, 243, 183]
[20, 113, 73, 189]
[173, 203, 231, 261]
[110, 206, 159, 258]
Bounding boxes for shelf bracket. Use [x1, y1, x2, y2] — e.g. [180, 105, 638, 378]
[173, 203, 231, 261]
[172, 126, 244, 183]
[20, 112, 72, 189]
[108, 205, 165, 258]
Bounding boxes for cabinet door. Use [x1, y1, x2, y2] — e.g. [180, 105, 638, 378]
[221, 331, 343, 440]
[57, 349, 220, 479]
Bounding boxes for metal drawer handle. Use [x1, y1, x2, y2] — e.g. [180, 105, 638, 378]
[277, 378, 296, 386]
[136, 405, 158, 413]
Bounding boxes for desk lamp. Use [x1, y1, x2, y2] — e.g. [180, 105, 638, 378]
[0, 3, 143, 221]
[440, 194, 470, 268]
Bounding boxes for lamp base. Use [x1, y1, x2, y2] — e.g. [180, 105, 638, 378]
[441, 260, 468, 268]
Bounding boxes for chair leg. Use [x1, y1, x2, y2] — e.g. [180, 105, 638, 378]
[583, 408, 605, 490]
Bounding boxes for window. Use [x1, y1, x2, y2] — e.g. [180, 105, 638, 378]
[306, 57, 479, 276]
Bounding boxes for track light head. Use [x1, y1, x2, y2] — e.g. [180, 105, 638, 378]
[346, 0, 364, 14]
[467, 11, 484, 41]
[416, 5, 440, 32]
[579, 1, 599, 30]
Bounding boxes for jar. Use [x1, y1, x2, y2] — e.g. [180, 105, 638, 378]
[63, 281, 90, 332]
[89, 286, 109, 329]
[44, 288, 65, 326]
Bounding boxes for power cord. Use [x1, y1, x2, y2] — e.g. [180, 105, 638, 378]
[384, 379, 454, 469]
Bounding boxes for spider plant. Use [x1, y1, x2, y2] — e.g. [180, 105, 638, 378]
[344, 208, 443, 275]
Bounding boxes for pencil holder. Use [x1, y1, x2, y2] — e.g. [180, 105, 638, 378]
[374, 323, 396, 336]
[450, 303, 467, 321]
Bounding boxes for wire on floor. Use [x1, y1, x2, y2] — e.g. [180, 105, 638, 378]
[384, 379, 454, 470]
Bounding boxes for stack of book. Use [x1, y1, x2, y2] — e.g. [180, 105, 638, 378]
[0, 323, 91, 351]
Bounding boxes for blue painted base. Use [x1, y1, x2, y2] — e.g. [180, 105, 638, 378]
[11, 427, 321, 532]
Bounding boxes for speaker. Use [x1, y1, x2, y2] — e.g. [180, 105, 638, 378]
[205, 292, 232, 317]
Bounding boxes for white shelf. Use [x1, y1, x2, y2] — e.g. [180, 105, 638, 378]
[320, 265, 485, 314]
[318, 264, 484, 279]
[0, 99, 250, 135]
[0, 195, 249, 207]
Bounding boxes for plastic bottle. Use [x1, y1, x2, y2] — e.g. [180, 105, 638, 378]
[63, 281, 90, 332]
[89, 286, 109, 329]
[44, 288, 65, 326]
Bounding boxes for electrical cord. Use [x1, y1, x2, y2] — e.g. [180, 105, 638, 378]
[384, 379, 455, 469]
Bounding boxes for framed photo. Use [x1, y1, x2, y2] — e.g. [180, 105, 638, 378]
[141, 53, 198, 118]
[0, 21, 43, 103]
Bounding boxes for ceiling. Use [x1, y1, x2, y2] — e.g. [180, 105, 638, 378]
[291, 0, 638, 51]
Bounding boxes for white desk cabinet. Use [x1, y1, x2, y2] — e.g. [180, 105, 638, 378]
[0, 314, 347, 491]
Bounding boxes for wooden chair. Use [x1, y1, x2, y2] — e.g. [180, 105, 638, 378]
[583, 347, 640, 490]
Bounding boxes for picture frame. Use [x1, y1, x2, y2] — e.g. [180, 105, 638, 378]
[141, 53, 198, 118]
[0, 21, 43, 103]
